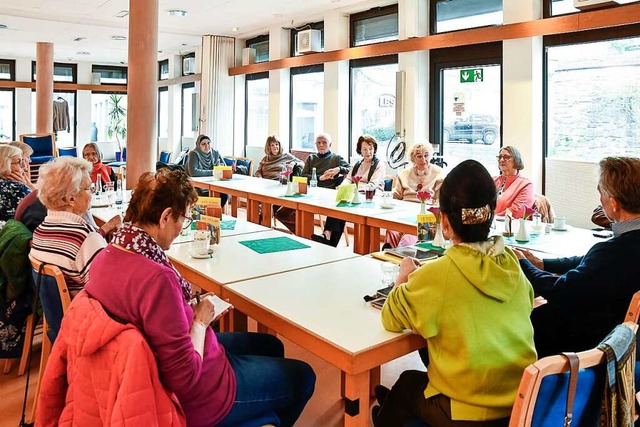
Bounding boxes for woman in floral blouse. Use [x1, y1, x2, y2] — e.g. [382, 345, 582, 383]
[0, 144, 32, 221]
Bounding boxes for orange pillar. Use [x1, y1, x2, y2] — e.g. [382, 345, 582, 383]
[126, 0, 158, 188]
[36, 42, 54, 133]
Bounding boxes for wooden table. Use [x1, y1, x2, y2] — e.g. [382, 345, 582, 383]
[223, 256, 426, 427]
[366, 203, 423, 252]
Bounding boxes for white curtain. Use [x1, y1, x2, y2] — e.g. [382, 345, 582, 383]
[200, 35, 235, 155]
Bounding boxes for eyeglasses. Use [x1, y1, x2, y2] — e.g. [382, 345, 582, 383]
[178, 212, 193, 230]
[496, 155, 513, 161]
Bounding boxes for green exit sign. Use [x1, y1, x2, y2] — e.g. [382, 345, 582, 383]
[460, 68, 483, 83]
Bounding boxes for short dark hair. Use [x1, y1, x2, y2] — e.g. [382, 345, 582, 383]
[439, 160, 496, 243]
[500, 146, 525, 170]
[356, 135, 377, 155]
[599, 156, 640, 214]
[125, 168, 198, 226]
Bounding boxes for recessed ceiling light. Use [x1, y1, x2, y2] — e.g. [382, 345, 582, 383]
[114, 10, 129, 18]
[0, 24, 9, 30]
[76, 51, 90, 55]
[111, 35, 127, 41]
[231, 27, 239, 32]
[167, 9, 187, 17]
[73, 37, 86, 42]
[273, 13, 284, 19]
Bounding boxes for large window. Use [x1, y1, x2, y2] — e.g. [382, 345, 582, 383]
[158, 87, 169, 139]
[159, 59, 169, 80]
[32, 62, 77, 83]
[430, 43, 502, 175]
[350, 56, 398, 159]
[181, 82, 197, 140]
[290, 66, 324, 150]
[92, 65, 127, 84]
[431, 0, 502, 34]
[0, 59, 15, 141]
[546, 31, 640, 160]
[90, 93, 127, 148]
[245, 72, 269, 147]
[31, 91, 76, 147]
[246, 35, 269, 63]
[351, 5, 399, 46]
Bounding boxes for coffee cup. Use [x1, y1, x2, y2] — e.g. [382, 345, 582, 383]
[193, 230, 210, 255]
[381, 191, 393, 207]
[553, 216, 566, 230]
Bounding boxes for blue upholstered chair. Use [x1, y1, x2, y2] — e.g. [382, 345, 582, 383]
[57, 147, 77, 157]
[159, 150, 171, 164]
[107, 146, 127, 168]
[20, 133, 57, 182]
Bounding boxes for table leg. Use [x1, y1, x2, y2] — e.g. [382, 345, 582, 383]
[228, 310, 248, 332]
[247, 200, 261, 224]
[369, 366, 380, 398]
[298, 211, 314, 239]
[231, 196, 238, 217]
[369, 226, 382, 253]
[261, 202, 273, 227]
[343, 370, 370, 427]
[353, 224, 369, 255]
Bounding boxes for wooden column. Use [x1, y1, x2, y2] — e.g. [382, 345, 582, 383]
[35, 42, 54, 133]
[126, 0, 158, 188]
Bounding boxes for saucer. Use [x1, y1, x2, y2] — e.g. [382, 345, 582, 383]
[552, 226, 568, 231]
[380, 203, 395, 209]
[189, 248, 214, 259]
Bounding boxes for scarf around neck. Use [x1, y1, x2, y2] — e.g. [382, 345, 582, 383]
[111, 223, 193, 302]
[193, 146, 215, 170]
[91, 162, 111, 185]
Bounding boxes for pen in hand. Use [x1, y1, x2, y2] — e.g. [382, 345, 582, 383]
[195, 291, 201, 304]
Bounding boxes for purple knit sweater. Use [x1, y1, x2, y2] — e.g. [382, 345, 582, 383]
[86, 244, 235, 427]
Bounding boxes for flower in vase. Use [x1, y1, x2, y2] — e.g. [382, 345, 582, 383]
[428, 206, 441, 223]
[416, 189, 432, 204]
[351, 175, 363, 185]
[523, 206, 536, 221]
[280, 169, 293, 180]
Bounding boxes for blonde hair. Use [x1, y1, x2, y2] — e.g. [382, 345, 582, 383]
[37, 157, 92, 211]
[0, 144, 22, 176]
[264, 135, 283, 156]
[8, 141, 34, 158]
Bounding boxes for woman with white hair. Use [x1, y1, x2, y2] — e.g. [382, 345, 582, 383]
[0, 144, 32, 221]
[30, 156, 121, 292]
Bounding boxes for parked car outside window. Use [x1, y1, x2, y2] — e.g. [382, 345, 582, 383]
[444, 114, 499, 145]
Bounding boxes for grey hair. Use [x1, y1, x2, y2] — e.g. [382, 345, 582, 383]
[315, 132, 332, 145]
[0, 144, 23, 176]
[37, 156, 93, 211]
[409, 143, 434, 164]
[500, 146, 525, 171]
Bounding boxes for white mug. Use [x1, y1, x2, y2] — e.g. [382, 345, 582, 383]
[193, 230, 210, 255]
[553, 216, 566, 230]
[381, 191, 393, 207]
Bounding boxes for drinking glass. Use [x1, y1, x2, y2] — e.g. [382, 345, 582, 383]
[380, 262, 400, 287]
[365, 188, 376, 202]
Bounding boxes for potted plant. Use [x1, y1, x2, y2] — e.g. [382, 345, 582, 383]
[106, 94, 127, 160]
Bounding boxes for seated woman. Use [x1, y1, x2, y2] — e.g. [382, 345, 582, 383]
[514, 156, 640, 358]
[186, 133, 228, 206]
[384, 143, 444, 248]
[30, 157, 121, 292]
[373, 160, 536, 427]
[0, 144, 33, 221]
[82, 143, 116, 190]
[314, 135, 386, 246]
[255, 135, 303, 179]
[8, 141, 34, 186]
[494, 146, 534, 218]
[85, 168, 315, 427]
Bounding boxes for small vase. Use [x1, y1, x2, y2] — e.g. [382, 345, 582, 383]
[285, 181, 294, 196]
[515, 218, 530, 242]
[419, 202, 426, 214]
[352, 188, 361, 204]
[432, 222, 446, 248]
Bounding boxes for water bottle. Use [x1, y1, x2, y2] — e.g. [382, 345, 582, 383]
[115, 179, 123, 206]
[310, 167, 318, 188]
[95, 174, 103, 194]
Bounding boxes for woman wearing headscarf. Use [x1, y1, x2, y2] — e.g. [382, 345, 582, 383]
[186, 134, 228, 206]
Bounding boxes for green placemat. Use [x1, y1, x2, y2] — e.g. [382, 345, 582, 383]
[220, 220, 236, 230]
[502, 232, 541, 245]
[415, 242, 446, 253]
[280, 193, 308, 198]
[239, 236, 310, 254]
[336, 201, 376, 208]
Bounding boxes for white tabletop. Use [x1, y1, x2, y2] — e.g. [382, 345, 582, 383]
[167, 229, 358, 285]
[225, 256, 414, 354]
[498, 225, 608, 257]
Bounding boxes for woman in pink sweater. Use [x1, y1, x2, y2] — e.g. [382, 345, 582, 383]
[494, 146, 534, 218]
[86, 169, 315, 427]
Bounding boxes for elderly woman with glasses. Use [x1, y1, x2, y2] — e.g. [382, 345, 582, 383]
[0, 144, 33, 221]
[494, 146, 534, 218]
[76, 169, 315, 427]
[187, 133, 228, 206]
[30, 157, 121, 291]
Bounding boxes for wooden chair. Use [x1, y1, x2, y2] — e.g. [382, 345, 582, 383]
[509, 321, 637, 427]
[19, 133, 57, 183]
[625, 290, 640, 324]
[26, 255, 72, 424]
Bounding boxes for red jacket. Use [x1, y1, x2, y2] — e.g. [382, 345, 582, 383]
[36, 291, 186, 427]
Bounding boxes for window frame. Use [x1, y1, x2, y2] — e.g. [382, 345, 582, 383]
[0, 59, 15, 81]
[0, 88, 16, 141]
[31, 61, 77, 83]
[158, 59, 169, 81]
[349, 54, 399, 159]
[350, 4, 399, 48]
[289, 64, 325, 151]
[157, 86, 169, 139]
[428, 42, 503, 155]
[429, 0, 503, 35]
[92, 64, 128, 85]
[181, 82, 196, 139]
[244, 71, 269, 152]
[246, 35, 270, 63]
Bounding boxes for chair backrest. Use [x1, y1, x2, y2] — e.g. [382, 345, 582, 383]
[122, 146, 127, 161]
[20, 133, 57, 159]
[57, 147, 77, 157]
[509, 322, 637, 427]
[29, 254, 71, 344]
[625, 291, 640, 324]
[533, 194, 555, 224]
[225, 156, 254, 176]
[159, 150, 171, 164]
[290, 149, 313, 164]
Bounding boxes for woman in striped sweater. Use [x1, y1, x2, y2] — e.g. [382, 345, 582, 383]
[30, 157, 121, 292]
